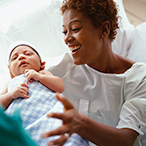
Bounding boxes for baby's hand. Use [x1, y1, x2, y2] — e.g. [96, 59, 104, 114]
[10, 82, 29, 99]
[38, 70, 53, 76]
[25, 69, 41, 84]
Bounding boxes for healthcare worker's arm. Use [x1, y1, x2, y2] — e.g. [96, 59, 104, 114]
[0, 106, 37, 146]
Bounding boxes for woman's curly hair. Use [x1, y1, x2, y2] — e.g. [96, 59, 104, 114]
[60, 0, 120, 41]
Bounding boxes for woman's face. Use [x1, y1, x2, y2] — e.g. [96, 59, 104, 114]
[63, 9, 103, 66]
[8, 45, 41, 77]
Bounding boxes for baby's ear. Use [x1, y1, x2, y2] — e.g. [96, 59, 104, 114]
[40, 61, 46, 70]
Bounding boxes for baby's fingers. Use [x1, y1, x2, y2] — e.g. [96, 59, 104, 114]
[25, 72, 31, 84]
[20, 83, 29, 98]
[19, 92, 29, 98]
[20, 82, 28, 87]
[25, 69, 30, 73]
[26, 76, 31, 84]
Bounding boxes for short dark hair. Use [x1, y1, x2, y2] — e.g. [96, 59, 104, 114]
[60, 0, 120, 41]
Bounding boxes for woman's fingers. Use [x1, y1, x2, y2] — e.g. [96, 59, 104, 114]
[47, 134, 68, 146]
[55, 93, 74, 110]
[47, 112, 67, 121]
[42, 124, 69, 138]
[42, 93, 79, 145]
[42, 126, 70, 146]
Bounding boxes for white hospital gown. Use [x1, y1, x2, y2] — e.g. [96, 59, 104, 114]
[46, 51, 146, 146]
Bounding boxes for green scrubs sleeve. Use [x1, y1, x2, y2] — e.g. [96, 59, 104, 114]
[0, 106, 37, 146]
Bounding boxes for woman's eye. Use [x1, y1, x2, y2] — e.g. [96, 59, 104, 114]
[62, 28, 80, 35]
[72, 28, 80, 32]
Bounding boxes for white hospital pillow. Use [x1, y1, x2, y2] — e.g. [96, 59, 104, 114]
[127, 22, 146, 63]
[0, 0, 68, 61]
[112, 0, 135, 57]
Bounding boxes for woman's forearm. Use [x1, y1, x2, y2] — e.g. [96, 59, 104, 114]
[78, 113, 138, 146]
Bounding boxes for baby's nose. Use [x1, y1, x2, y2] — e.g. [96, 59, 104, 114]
[18, 54, 25, 60]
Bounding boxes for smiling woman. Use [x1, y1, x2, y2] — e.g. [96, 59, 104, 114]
[41, 0, 146, 146]
[62, 9, 104, 66]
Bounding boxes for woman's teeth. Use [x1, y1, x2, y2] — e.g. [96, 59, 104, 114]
[69, 46, 81, 52]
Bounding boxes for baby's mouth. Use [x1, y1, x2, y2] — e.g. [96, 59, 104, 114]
[20, 61, 28, 67]
[69, 45, 81, 52]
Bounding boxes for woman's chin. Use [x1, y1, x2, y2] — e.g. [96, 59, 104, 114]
[73, 59, 83, 65]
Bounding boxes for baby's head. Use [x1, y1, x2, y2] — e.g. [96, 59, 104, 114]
[8, 41, 44, 78]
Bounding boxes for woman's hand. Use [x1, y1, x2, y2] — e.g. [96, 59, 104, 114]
[10, 82, 29, 99]
[42, 93, 83, 146]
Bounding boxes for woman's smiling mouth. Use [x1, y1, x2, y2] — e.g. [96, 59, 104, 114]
[69, 45, 81, 52]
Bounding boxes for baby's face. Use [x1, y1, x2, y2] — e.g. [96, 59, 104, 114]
[8, 45, 41, 77]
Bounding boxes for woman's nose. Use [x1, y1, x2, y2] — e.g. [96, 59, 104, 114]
[64, 34, 74, 44]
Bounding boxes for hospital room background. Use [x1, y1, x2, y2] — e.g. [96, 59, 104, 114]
[0, 0, 146, 93]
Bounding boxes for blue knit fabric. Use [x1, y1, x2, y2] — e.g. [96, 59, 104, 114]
[5, 74, 89, 146]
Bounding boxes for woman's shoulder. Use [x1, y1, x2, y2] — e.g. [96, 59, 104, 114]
[123, 62, 146, 102]
[124, 62, 146, 91]
[125, 62, 146, 76]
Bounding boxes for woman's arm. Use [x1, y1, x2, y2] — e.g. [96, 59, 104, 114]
[78, 114, 138, 146]
[42, 93, 138, 146]
[25, 69, 65, 93]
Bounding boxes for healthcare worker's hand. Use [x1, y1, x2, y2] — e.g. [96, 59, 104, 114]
[42, 93, 83, 146]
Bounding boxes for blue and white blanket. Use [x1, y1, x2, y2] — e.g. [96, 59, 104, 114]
[5, 74, 89, 146]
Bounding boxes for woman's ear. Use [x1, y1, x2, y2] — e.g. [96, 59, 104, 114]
[101, 21, 111, 38]
[40, 61, 46, 70]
